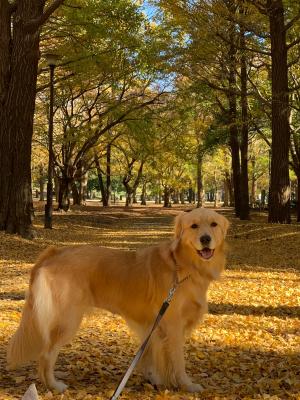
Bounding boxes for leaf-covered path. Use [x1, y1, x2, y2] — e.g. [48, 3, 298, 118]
[0, 205, 299, 400]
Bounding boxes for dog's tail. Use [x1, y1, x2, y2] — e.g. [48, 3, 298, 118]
[7, 246, 58, 369]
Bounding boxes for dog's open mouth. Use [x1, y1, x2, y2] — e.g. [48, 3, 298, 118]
[197, 248, 214, 260]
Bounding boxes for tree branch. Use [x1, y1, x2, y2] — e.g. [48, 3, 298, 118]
[284, 10, 300, 32]
[25, 0, 65, 32]
[287, 37, 300, 50]
[36, 72, 75, 93]
[245, 0, 267, 15]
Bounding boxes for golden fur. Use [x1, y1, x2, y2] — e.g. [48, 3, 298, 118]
[7, 208, 229, 393]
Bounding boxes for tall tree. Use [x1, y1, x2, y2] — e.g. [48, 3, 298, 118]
[227, 2, 242, 216]
[239, 2, 250, 219]
[247, 0, 300, 222]
[0, 0, 64, 238]
[267, 0, 291, 223]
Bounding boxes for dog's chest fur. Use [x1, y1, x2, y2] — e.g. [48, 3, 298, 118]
[178, 277, 209, 333]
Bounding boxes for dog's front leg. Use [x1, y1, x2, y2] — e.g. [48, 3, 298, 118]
[149, 323, 202, 393]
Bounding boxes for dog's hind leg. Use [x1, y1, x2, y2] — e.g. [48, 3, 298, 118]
[38, 311, 84, 393]
[38, 345, 67, 393]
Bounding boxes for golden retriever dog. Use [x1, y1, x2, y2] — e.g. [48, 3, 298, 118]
[7, 208, 229, 393]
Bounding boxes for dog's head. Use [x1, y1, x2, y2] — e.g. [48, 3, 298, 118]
[173, 208, 229, 267]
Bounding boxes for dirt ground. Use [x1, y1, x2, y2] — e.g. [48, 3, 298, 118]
[0, 204, 299, 400]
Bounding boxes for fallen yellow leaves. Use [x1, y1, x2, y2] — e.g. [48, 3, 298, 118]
[0, 206, 299, 400]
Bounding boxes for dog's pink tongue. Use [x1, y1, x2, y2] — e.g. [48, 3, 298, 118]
[200, 248, 213, 259]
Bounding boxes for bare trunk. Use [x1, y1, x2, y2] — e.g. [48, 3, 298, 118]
[106, 144, 111, 206]
[239, 16, 250, 220]
[79, 172, 88, 203]
[0, 3, 45, 237]
[250, 157, 256, 207]
[38, 165, 46, 201]
[188, 183, 194, 204]
[122, 160, 144, 208]
[133, 189, 138, 204]
[163, 186, 171, 208]
[196, 152, 204, 207]
[268, 0, 291, 223]
[228, 70, 241, 215]
[58, 176, 71, 211]
[71, 181, 80, 205]
[180, 190, 185, 204]
[173, 190, 179, 204]
[94, 154, 108, 206]
[141, 181, 147, 205]
[213, 170, 218, 207]
[224, 177, 229, 207]
[125, 191, 133, 207]
[0, 1, 64, 237]
[297, 177, 300, 222]
[54, 174, 60, 202]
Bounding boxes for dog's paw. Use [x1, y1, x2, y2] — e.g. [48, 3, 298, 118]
[52, 381, 68, 393]
[181, 382, 204, 393]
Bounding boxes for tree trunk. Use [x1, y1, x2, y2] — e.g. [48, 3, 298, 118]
[196, 151, 204, 207]
[141, 181, 147, 205]
[213, 170, 218, 207]
[188, 183, 193, 204]
[239, 16, 250, 220]
[297, 177, 300, 222]
[173, 190, 179, 204]
[228, 19, 241, 217]
[0, 1, 64, 238]
[229, 173, 234, 206]
[158, 187, 162, 204]
[54, 173, 60, 203]
[38, 165, 46, 201]
[133, 189, 138, 204]
[250, 157, 256, 207]
[122, 160, 144, 207]
[39, 180, 45, 202]
[94, 154, 108, 206]
[0, 4, 43, 237]
[106, 144, 111, 206]
[71, 181, 80, 205]
[180, 190, 185, 204]
[268, 0, 291, 223]
[224, 177, 229, 207]
[163, 186, 171, 208]
[58, 176, 71, 211]
[80, 172, 88, 202]
[125, 191, 133, 207]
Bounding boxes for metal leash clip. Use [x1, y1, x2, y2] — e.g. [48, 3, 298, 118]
[165, 284, 177, 304]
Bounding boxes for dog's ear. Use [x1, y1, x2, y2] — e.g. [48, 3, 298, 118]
[221, 216, 230, 237]
[174, 212, 185, 239]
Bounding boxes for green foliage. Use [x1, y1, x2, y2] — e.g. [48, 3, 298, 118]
[31, 0, 300, 206]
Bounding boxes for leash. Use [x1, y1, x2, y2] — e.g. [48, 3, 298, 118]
[109, 269, 190, 400]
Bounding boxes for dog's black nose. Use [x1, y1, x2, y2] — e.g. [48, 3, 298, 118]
[200, 234, 211, 245]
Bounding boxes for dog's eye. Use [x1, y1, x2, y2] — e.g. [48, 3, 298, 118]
[191, 223, 198, 229]
[211, 222, 218, 227]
